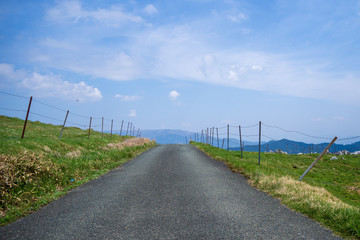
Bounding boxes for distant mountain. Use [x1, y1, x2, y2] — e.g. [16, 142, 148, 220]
[140, 130, 258, 146]
[230, 138, 360, 154]
[138, 130, 360, 154]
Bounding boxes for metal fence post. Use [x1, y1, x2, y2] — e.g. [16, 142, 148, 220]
[59, 110, 69, 140]
[258, 121, 261, 165]
[227, 124, 229, 151]
[88, 117, 92, 139]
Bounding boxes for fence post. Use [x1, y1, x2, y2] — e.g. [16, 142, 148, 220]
[120, 120, 124, 136]
[227, 124, 229, 151]
[239, 125, 243, 159]
[111, 119, 113, 137]
[222, 138, 225, 149]
[21, 96, 33, 139]
[126, 122, 130, 135]
[207, 128, 209, 144]
[212, 127, 214, 146]
[216, 128, 219, 148]
[101, 117, 104, 137]
[299, 137, 337, 181]
[88, 117, 92, 139]
[59, 110, 69, 140]
[258, 121, 261, 165]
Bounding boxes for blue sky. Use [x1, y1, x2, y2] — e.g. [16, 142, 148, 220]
[1, 0, 360, 143]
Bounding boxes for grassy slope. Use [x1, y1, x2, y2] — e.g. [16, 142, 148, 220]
[0, 115, 156, 225]
[191, 141, 360, 239]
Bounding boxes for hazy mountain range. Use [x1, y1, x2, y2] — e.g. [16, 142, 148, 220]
[140, 129, 360, 154]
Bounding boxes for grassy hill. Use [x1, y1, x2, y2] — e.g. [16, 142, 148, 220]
[0, 115, 156, 225]
[191, 141, 360, 239]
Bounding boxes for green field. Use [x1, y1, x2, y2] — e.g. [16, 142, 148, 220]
[0, 115, 156, 225]
[191, 141, 360, 239]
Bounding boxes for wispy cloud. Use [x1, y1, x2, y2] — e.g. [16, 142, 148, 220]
[143, 4, 158, 15]
[227, 12, 247, 23]
[115, 94, 142, 101]
[129, 109, 137, 117]
[46, 0, 143, 26]
[34, 1, 360, 104]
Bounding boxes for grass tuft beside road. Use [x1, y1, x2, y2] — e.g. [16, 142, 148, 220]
[0, 115, 156, 225]
[191, 141, 360, 239]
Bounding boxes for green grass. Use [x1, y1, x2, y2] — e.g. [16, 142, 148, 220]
[191, 141, 360, 239]
[0, 115, 156, 225]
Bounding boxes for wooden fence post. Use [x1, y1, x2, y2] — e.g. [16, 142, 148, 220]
[59, 110, 69, 140]
[216, 128, 219, 148]
[21, 96, 32, 139]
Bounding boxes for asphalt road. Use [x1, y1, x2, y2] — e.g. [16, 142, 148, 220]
[1, 144, 341, 239]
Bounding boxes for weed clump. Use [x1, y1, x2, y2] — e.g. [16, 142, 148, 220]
[0, 153, 61, 215]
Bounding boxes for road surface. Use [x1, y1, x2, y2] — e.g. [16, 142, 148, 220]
[0, 144, 340, 239]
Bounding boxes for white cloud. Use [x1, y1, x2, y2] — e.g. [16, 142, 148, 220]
[115, 94, 141, 101]
[129, 109, 136, 117]
[36, 2, 360, 103]
[311, 118, 321, 122]
[19, 72, 102, 102]
[143, 4, 158, 15]
[46, 1, 143, 26]
[40, 37, 76, 50]
[228, 12, 247, 23]
[169, 90, 180, 101]
[0, 63, 26, 83]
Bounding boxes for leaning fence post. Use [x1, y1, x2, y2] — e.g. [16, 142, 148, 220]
[88, 117, 92, 139]
[258, 121, 261, 165]
[21, 96, 33, 139]
[299, 137, 337, 181]
[59, 110, 69, 140]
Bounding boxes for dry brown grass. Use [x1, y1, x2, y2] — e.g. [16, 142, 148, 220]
[250, 175, 352, 209]
[104, 137, 155, 150]
[0, 152, 61, 211]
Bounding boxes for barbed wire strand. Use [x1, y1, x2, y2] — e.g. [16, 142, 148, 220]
[0, 91, 29, 99]
[32, 99, 67, 112]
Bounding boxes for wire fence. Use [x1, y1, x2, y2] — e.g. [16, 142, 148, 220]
[0, 91, 141, 140]
[190, 122, 360, 154]
[191, 122, 360, 191]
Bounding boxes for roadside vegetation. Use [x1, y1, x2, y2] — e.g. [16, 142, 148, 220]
[191, 141, 360, 239]
[0, 115, 156, 226]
